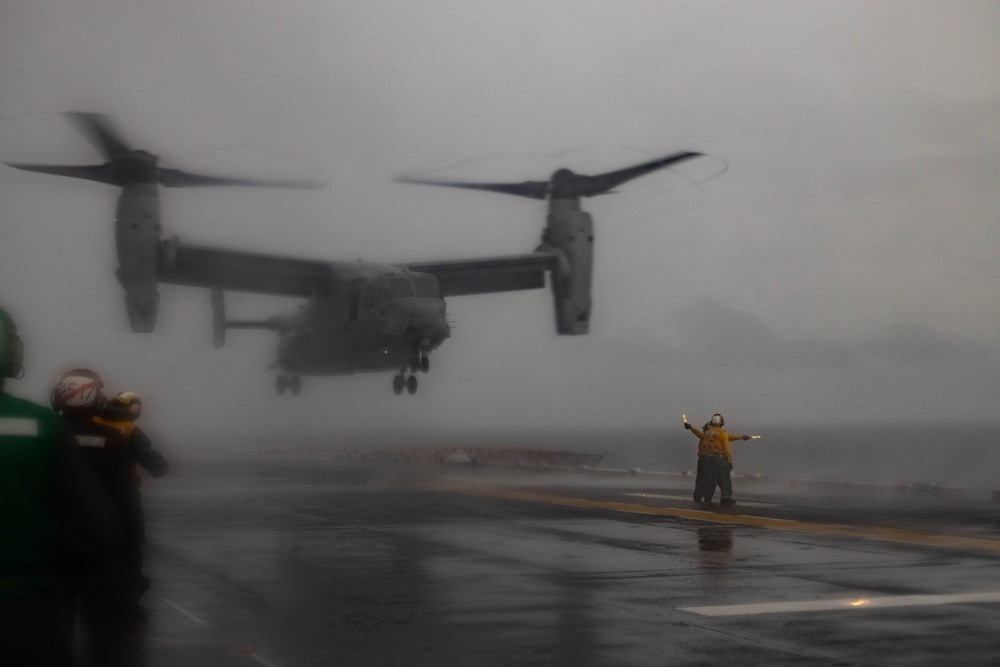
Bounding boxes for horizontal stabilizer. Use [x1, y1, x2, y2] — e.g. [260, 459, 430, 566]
[211, 289, 226, 349]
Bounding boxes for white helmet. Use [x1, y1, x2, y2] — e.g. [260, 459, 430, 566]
[51, 369, 106, 412]
[710, 413, 724, 427]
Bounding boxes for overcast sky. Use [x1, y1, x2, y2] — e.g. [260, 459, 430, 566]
[0, 1, 997, 442]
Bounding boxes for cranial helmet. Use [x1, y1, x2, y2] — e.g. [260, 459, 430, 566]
[710, 413, 725, 427]
[109, 391, 142, 420]
[0, 307, 25, 380]
[51, 369, 106, 413]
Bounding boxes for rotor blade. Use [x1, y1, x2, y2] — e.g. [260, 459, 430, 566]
[575, 151, 703, 197]
[396, 176, 550, 200]
[4, 162, 117, 186]
[155, 167, 323, 189]
[66, 112, 133, 159]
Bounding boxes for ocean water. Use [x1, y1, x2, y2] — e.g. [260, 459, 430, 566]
[216, 422, 1000, 496]
[356, 424, 1000, 494]
[592, 423, 1000, 494]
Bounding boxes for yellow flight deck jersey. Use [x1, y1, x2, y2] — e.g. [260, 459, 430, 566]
[90, 414, 168, 483]
[688, 425, 746, 464]
[93, 415, 136, 440]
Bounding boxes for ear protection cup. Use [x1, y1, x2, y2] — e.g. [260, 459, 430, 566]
[0, 308, 24, 379]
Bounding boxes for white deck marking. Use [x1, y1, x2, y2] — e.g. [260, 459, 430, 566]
[681, 591, 1000, 617]
[164, 599, 287, 665]
[249, 652, 283, 666]
[164, 598, 205, 624]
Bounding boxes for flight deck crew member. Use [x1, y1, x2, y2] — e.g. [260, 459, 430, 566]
[51, 370, 168, 621]
[685, 413, 750, 505]
[98, 389, 167, 599]
[0, 307, 117, 665]
[690, 421, 712, 505]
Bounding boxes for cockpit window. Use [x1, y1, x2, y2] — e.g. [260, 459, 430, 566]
[378, 277, 415, 300]
[413, 277, 440, 298]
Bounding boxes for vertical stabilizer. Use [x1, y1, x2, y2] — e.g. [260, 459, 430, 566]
[211, 289, 226, 349]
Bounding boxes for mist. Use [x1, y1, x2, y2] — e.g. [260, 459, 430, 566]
[1, 1, 998, 465]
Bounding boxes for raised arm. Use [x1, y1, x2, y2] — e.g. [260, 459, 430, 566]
[685, 423, 705, 438]
[128, 426, 169, 478]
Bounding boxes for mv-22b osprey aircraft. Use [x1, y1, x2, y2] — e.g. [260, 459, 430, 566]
[6, 113, 704, 395]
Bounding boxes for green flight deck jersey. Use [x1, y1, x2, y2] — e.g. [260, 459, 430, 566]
[0, 390, 77, 598]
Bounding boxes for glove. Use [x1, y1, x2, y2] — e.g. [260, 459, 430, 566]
[148, 453, 170, 478]
[743, 435, 751, 441]
[684, 422, 692, 430]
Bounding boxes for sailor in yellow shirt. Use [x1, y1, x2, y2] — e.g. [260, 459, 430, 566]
[685, 413, 750, 505]
[52, 375, 168, 621]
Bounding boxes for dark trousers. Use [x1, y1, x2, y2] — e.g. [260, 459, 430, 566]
[0, 589, 78, 666]
[81, 485, 147, 617]
[694, 458, 709, 501]
[694, 457, 733, 502]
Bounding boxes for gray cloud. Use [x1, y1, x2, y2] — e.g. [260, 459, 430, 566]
[669, 299, 993, 371]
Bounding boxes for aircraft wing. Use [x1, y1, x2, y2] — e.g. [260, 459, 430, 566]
[405, 250, 562, 296]
[159, 243, 333, 297]
[159, 242, 563, 298]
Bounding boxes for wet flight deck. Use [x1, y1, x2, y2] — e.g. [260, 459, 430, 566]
[76, 450, 1000, 666]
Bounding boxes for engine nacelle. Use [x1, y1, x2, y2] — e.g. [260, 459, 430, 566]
[114, 184, 161, 332]
[543, 199, 593, 335]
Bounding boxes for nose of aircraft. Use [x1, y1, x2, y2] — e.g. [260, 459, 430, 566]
[400, 301, 450, 348]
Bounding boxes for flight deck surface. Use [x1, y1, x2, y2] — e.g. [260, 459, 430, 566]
[77, 451, 1000, 666]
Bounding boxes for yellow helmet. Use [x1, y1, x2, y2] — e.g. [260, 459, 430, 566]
[109, 391, 142, 420]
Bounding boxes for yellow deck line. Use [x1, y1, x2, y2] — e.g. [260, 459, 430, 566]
[430, 482, 1000, 554]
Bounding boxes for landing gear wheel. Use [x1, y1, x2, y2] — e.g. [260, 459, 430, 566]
[276, 375, 288, 396]
[406, 375, 418, 395]
[420, 355, 430, 373]
[392, 374, 404, 395]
